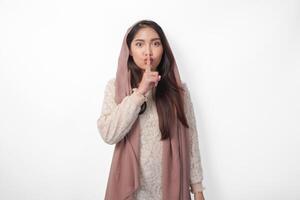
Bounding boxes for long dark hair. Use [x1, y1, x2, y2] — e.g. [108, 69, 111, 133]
[126, 20, 189, 140]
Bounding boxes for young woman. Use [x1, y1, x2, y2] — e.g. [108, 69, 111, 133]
[97, 19, 206, 200]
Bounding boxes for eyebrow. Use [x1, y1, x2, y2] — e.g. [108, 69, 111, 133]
[133, 38, 161, 42]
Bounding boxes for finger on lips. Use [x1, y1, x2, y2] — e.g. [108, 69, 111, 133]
[145, 56, 151, 72]
[144, 56, 161, 87]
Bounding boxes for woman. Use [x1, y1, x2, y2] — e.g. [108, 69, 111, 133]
[97, 19, 206, 200]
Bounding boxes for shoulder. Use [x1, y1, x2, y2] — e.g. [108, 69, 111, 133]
[102, 78, 116, 97]
[105, 77, 116, 90]
[107, 77, 116, 86]
[181, 81, 188, 90]
[180, 81, 193, 106]
[181, 81, 190, 96]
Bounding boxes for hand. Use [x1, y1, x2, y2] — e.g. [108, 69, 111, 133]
[194, 191, 205, 200]
[137, 55, 161, 95]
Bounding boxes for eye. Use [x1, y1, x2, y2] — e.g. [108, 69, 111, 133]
[135, 42, 143, 47]
[153, 41, 161, 46]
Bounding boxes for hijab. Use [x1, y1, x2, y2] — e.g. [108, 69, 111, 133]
[104, 20, 191, 200]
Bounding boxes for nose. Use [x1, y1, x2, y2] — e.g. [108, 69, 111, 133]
[144, 44, 153, 57]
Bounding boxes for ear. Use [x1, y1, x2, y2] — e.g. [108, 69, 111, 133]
[129, 49, 132, 56]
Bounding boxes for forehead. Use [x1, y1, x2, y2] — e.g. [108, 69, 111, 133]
[133, 27, 160, 40]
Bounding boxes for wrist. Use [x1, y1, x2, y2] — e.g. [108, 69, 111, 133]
[137, 88, 146, 96]
[132, 88, 147, 98]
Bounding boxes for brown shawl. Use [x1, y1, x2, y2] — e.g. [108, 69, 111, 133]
[104, 21, 191, 200]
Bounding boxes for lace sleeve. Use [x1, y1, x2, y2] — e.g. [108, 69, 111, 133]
[97, 78, 147, 144]
[182, 83, 206, 193]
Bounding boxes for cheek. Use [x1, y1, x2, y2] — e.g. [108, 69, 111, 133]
[154, 46, 163, 55]
[131, 49, 143, 60]
[131, 49, 145, 68]
[154, 48, 163, 60]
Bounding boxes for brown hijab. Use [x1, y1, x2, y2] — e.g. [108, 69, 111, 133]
[104, 20, 191, 200]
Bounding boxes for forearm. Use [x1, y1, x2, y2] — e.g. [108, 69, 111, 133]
[183, 83, 206, 199]
[97, 89, 147, 144]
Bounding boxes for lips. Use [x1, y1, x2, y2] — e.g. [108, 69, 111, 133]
[144, 58, 153, 64]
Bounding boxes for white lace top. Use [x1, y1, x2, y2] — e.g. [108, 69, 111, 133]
[97, 78, 206, 199]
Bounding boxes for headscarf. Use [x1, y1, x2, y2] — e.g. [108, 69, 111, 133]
[104, 20, 191, 200]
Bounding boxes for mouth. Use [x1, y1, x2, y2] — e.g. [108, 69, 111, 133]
[144, 58, 153, 64]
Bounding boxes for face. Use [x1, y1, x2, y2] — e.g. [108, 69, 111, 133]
[129, 27, 164, 71]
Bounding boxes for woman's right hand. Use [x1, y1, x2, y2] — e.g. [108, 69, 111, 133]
[137, 56, 161, 95]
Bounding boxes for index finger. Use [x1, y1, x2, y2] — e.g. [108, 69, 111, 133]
[145, 56, 152, 72]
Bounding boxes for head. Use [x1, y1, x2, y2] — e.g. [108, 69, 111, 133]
[125, 20, 189, 140]
[128, 26, 163, 71]
[126, 20, 174, 87]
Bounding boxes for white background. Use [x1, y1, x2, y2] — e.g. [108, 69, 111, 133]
[1, 0, 299, 199]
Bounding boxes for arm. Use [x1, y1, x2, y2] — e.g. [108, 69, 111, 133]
[96, 78, 147, 144]
[182, 83, 206, 199]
